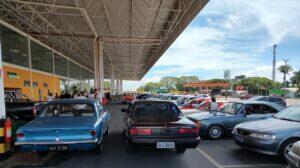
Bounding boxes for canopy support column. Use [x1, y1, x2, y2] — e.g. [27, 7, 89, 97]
[110, 63, 116, 95]
[0, 31, 6, 118]
[94, 37, 104, 98]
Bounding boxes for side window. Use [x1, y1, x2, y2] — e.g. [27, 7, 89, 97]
[168, 103, 181, 116]
[245, 105, 261, 115]
[261, 105, 277, 114]
[258, 97, 268, 101]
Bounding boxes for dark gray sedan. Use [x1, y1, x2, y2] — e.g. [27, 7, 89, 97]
[187, 101, 284, 140]
[233, 105, 300, 161]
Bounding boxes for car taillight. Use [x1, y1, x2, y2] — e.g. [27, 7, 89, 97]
[32, 107, 37, 116]
[16, 132, 24, 138]
[179, 127, 198, 134]
[90, 130, 96, 136]
[129, 128, 152, 135]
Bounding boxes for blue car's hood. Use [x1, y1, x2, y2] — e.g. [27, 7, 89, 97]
[187, 111, 232, 120]
[236, 117, 300, 131]
[21, 117, 96, 130]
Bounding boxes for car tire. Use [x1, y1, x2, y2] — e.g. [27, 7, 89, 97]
[207, 125, 224, 140]
[278, 139, 298, 162]
[93, 141, 103, 154]
[104, 127, 109, 136]
[176, 148, 186, 154]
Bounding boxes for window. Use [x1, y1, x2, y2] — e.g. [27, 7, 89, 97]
[4, 93, 12, 102]
[261, 105, 278, 114]
[43, 83, 48, 88]
[11, 92, 30, 101]
[33, 81, 38, 88]
[132, 102, 181, 123]
[222, 103, 243, 115]
[40, 103, 95, 117]
[7, 72, 19, 79]
[23, 80, 30, 87]
[54, 53, 68, 77]
[1, 26, 29, 67]
[31, 41, 53, 73]
[69, 61, 81, 80]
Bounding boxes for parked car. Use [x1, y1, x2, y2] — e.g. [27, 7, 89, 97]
[136, 93, 152, 100]
[176, 96, 197, 106]
[248, 96, 287, 107]
[179, 98, 206, 110]
[181, 100, 224, 116]
[122, 100, 200, 153]
[287, 141, 300, 168]
[187, 101, 285, 140]
[15, 99, 110, 153]
[5, 91, 36, 122]
[239, 94, 253, 100]
[122, 93, 135, 104]
[232, 105, 300, 161]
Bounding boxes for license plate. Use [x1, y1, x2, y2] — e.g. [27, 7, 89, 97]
[48, 145, 68, 151]
[156, 142, 175, 149]
[235, 136, 244, 143]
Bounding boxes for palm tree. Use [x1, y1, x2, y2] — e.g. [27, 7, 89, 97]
[278, 64, 293, 87]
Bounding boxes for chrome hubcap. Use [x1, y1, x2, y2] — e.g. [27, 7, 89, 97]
[210, 126, 221, 138]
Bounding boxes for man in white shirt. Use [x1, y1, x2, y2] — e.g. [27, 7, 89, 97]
[209, 97, 219, 114]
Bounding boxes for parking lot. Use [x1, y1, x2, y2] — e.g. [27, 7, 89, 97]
[0, 104, 286, 168]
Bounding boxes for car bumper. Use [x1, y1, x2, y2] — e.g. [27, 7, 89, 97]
[287, 150, 300, 168]
[129, 137, 201, 149]
[15, 139, 98, 151]
[233, 134, 279, 155]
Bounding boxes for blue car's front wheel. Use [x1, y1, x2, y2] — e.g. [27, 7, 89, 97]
[207, 125, 224, 140]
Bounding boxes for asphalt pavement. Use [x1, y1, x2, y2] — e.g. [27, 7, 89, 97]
[1, 104, 287, 168]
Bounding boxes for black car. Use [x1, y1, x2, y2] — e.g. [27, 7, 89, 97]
[122, 100, 200, 153]
[135, 94, 152, 100]
[247, 96, 287, 107]
[5, 91, 36, 121]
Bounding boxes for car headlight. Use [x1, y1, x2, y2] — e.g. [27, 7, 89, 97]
[232, 128, 237, 134]
[249, 133, 276, 140]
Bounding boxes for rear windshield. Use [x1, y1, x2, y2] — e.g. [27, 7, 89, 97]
[132, 102, 181, 122]
[40, 103, 95, 117]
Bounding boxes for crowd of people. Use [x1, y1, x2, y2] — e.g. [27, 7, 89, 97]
[46, 89, 112, 105]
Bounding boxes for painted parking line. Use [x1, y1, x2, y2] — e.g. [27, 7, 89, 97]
[196, 147, 285, 168]
[196, 147, 222, 168]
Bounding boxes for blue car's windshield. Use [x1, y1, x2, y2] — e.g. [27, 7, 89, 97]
[274, 105, 300, 122]
[221, 103, 243, 115]
[40, 103, 95, 117]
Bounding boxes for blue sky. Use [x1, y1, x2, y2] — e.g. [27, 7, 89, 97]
[124, 0, 300, 91]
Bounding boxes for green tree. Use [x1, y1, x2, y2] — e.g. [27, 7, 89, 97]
[144, 82, 161, 93]
[278, 64, 293, 86]
[235, 77, 275, 95]
[176, 76, 199, 91]
[290, 71, 300, 86]
[159, 77, 178, 91]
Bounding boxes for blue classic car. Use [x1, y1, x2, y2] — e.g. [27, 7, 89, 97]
[15, 99, 110, 153]
[187, 101, 285, 140]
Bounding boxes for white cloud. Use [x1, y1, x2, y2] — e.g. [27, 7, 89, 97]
[124, 0, 300, 90]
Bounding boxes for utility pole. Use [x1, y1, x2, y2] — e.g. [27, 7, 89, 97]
[272, 45, 277, 82]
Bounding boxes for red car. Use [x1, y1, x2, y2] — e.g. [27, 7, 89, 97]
[122, 93, 135, 104]
[180, 97, 211, 109]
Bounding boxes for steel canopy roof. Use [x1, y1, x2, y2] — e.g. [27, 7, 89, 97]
[0, 0, 208, 80]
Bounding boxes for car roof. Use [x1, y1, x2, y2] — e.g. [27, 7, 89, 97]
[46, 99, 96, 105]
[133, 99, 174, 104]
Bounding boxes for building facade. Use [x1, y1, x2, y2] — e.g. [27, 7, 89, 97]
[0, 24, 95, 101]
